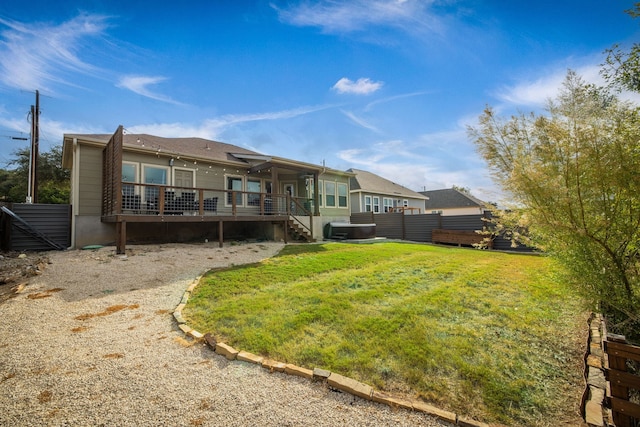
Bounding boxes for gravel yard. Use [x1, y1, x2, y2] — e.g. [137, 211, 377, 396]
[0, 242, 448, 426]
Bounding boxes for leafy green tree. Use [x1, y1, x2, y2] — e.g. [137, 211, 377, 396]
[468, 71, 640, 339]
[0, 145, 70, 204]
[602, 3, 640, 92]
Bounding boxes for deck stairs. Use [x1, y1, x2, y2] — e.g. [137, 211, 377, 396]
[287, 218, 314, 242]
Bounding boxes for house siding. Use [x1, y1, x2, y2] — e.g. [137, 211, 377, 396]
[77, 145, 103, 215]
[430, 206, 484, 216]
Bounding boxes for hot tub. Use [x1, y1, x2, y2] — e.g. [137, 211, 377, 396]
[324, 222, 376, 240]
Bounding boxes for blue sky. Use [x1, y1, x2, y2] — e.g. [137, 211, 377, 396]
[1, 1, 638, 202]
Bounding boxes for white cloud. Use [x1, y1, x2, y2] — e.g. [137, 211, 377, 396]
[333, 77, 383, 95]
[0, 14, 109, 92]
[127, 104, 336, 140]
[495, 63, 605, 107]
[273, 0, 440, 35]
[117, 75, 184, 105]
[364, 90, 431, 111]
[340, 110, 380, 132]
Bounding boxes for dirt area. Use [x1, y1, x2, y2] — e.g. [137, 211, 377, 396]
[0, 251, 51, 303]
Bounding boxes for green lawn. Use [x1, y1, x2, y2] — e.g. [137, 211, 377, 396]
[183, 242, 587, 426]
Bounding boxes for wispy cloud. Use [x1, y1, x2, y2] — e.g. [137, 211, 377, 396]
[364, 90, 431, 111]
[333, 77, 383, 95]
[0, 14, 110, 92]
[273, 0, 441, 35]
[128, 104, 336, 138]
[340, 110, 380, 132]
[495, 63, 604, 107]
[117, 75, 185, 105]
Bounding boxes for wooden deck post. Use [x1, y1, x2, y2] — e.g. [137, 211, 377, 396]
[283, 220, 288, 243]
[116, 220, 126, 254]
[218, 221, 223, 248]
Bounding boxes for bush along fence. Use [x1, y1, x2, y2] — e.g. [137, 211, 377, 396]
[350, 211, 533, 252]
[583, 314, 640, 427]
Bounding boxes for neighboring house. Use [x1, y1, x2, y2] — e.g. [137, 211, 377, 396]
[61, 126, 353, 252]
[348, 168, 428, 214]
[419, 188, 488, 216]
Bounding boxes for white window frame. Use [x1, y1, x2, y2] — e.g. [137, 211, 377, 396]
[325, 181, 336, 207]
[383, 197, 394, 213]
[364, 195, 372, 212]
[337, 183, 348, 208]
[373, 196, 380, 213]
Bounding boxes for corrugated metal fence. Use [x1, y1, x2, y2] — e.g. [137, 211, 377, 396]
[351, 212, 531, 252]
[0, 203, 71, 251]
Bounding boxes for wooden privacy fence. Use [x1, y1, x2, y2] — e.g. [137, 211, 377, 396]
[350, 211, 530, 251]
[604, 334, 640, 426]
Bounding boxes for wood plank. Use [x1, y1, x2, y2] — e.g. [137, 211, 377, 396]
[610, 396, 640, 419]
[606, 340, 640, 362]
[607, 368, 640, 389]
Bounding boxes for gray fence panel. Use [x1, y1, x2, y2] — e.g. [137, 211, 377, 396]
[8, 204, 71, 251]
[350, 212, 375, 225]
[405, 214, 440, 243]
[372, 213, 404, 239]
[350, 211, 532, 252]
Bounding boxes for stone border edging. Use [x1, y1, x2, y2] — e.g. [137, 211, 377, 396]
[173, 276, 489, 427]
[582, 313, 609, 427]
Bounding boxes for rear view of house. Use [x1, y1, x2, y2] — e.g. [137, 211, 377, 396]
[62, 126, 352, 252]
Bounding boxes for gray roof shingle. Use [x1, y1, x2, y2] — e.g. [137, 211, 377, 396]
[348, 168, 428, 200]
[420, 188, 486, 209]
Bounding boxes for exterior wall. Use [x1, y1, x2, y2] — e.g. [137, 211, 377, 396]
[77, 145, 103, 215]
[428, 206, 484, 216]
[350, 192, 363, 213]
[74, 215, 115, 247]
[350, 191, 425, 214]
[317, 174, 351, 217]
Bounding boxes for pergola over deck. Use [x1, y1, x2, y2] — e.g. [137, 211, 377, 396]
[102, 126, 321, 254]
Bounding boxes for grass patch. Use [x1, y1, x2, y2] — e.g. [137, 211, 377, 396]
[184, 242, 587, 426]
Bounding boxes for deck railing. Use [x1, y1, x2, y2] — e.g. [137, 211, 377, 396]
[113, 182, 314, 218]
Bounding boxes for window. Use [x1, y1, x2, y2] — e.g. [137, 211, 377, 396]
[383, 198, 393, 213]
[247, 179, 261, 205]
[364, 195, 372, 212]
[122, 163, 137, 196]
[226, 176, 243, 206]
[143, 165, 168, 203]
[325, 181, 336, 207]
[403, 199, 409, 207]
[318, 180, 323, 207]
[338, 183, 348, 208]
[373, 196, 380, 213]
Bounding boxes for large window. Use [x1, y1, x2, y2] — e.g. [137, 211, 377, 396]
[373, 196, 380, 213]
[325, 181, 336, 207]
[122, 163, 137, 196]
[226, 176, 243, 206]
[143, 165, 168, 202]
[338, 183, 348, 208]
[247, 179, 261, 205]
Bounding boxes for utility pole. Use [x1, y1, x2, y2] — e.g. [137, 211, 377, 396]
[27, 90, 39, 204]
